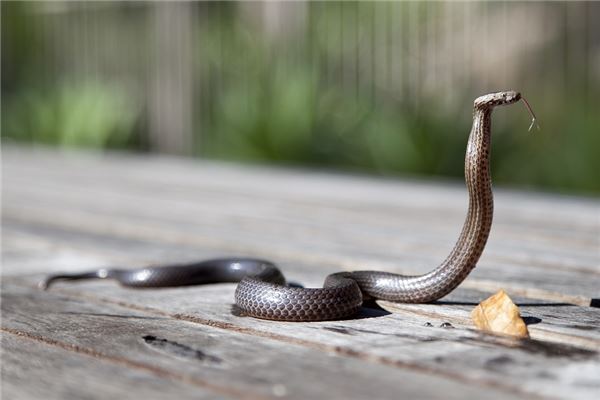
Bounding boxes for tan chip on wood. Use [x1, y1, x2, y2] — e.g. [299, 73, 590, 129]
[471, 290, 530, 338]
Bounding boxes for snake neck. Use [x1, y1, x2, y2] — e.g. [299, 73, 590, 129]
[420, 107, 494, 297]
[457, 107, 494, 265]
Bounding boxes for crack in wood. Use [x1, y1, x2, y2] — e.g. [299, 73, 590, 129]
[142, 335, 223, 364]
[319, 325, 441, 342]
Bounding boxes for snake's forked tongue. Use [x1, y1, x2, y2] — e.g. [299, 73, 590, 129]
[520, 96, 540, 132]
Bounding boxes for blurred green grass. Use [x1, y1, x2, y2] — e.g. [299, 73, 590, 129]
[2, 83, 138, 148]
[2, 2, 599, 195]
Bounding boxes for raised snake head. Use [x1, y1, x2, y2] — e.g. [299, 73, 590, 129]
[474, 91, 521, 109]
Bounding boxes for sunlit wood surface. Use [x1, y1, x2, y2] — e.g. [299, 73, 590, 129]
[2, 147, 599, 400]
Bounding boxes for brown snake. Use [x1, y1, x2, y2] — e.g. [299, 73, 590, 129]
[42, 91, 535, 321]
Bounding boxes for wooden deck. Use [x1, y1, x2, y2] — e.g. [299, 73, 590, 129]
[2, 146, 599, 400]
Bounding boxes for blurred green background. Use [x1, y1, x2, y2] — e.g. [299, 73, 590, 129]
[2, 1, 599, 194]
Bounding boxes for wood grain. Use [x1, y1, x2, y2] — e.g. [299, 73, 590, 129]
[2, 281, 524, 400]
[2, 146, 599, 400]
[1, 333, 230, 400]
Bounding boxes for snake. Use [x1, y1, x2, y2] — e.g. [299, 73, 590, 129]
[41, 91, 535, 322]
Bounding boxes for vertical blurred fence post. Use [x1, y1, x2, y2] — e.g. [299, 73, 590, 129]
[148, 2, 194, 155]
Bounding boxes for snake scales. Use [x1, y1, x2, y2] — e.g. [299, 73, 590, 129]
[42, 91, 532, 321]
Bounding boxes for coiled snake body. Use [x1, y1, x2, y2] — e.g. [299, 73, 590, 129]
[42, 91, 529, 321]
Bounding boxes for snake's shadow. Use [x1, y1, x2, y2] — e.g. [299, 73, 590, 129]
[353, 300, 392, 319]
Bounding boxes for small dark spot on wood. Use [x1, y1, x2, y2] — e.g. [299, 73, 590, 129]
[485, 355, 514, 369]
[323, 326, 354, 335]
[569, 324, 598, 331]
[522, 316, 542, 326]
[333, 346, 362, 358]
[142, 335, 222, 364]
[423, 322, 433, 327]
[484, 355, 519, 373]
[439, 322, 454, 329]
[536, 371, 556, 379]
[418, 337, 441, 343]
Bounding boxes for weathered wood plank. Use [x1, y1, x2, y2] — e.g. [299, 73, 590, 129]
[1, 282, 525, 400]
[1, 333, 229, 400]
[3, 147, 598, 268]
[3, 216, 599, 345]
[3, 197, 598, 305]
[4, 146, 597, 221]
[4, 178, 598, 266]
[4, 160, 598, 247]
[4, 219, 600, 332]
[3, 147, 599, 400]
[5, 273, 599, 400]
[3, 220, 599, 398]
[3, 147, 598, 252]
[3, 213, 599, 314]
